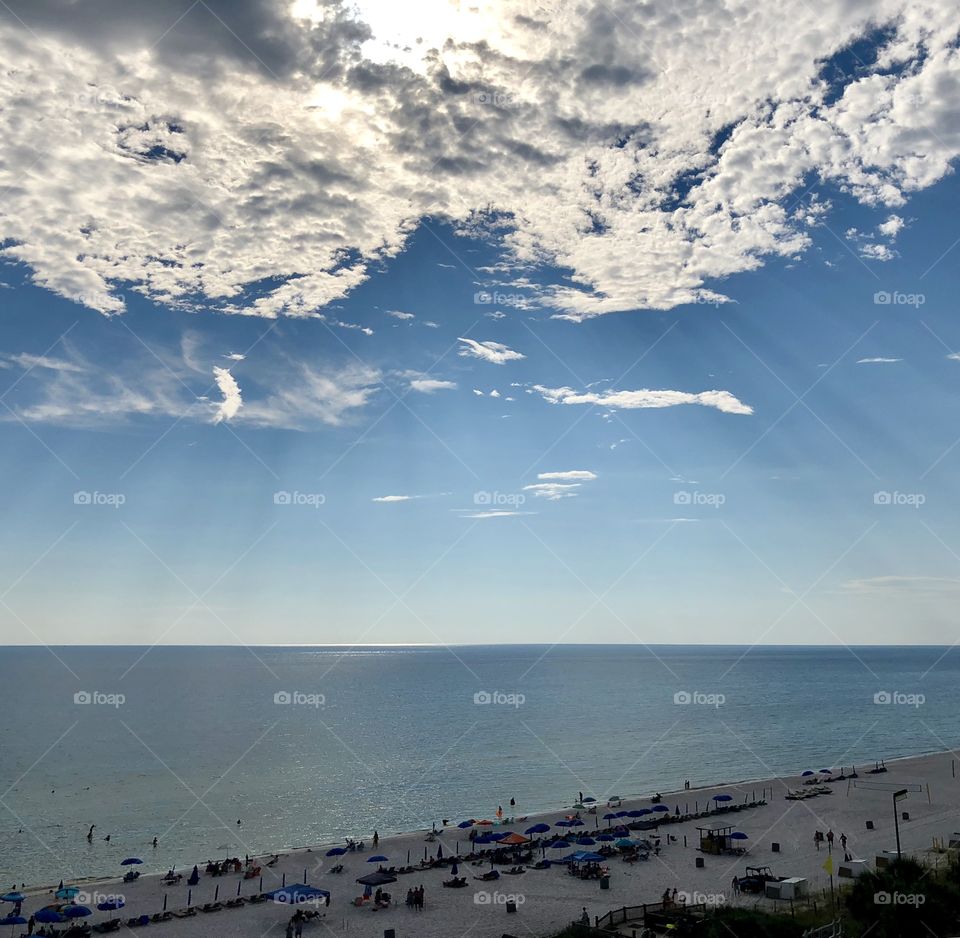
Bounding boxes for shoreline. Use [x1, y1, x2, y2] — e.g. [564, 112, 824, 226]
[14, 744, 955, 898]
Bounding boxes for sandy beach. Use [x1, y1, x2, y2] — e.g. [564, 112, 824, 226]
[8, 748, 960, 938]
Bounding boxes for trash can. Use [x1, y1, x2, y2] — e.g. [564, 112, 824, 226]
[771, 842, 780, 853]
[600, 876, 610, 890]
[384, 930, 396, 938]
[866, 820, 874, 830]
[695, 857, 705, 869]
[505, 901, 517, 914]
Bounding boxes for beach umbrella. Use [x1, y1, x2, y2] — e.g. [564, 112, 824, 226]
[554, 819, 574, 827]
[55, 887, 79, 900]
[367, 855, 389, 863]
[437, 844, 443, 859]
[819, 769, 833, 775]
[627, 810, 644, 817]
[97, 899, 125, 911]
[120, 858, 143, 866]
[326, 847, 347, 857]
[582, 797, 596, 804]
[0, 916, 26, 927]
[451, 861, 459, 876]
[575, 837, 596, 846]
[800, 770, 815, 777]
[499, 833, 529, 845]
[615, 811, 629, 818]
[548, 840, 569, 849]
[651, 805, 669, 813]
[568, 819, 585, 827]
[712, 794, 733, 802]
[63, 906, 92, 919]
[474, 834, 497, 844]
[730, 832, 748, 840]
[457, 821, 474, 829]
[0, 895, 25, 904]
[525, 823, 550, 835]
[615, 838, 636, 848]
[602, 813, 617, 821]
[34, 910, 65, 924]
[356, 872, 396, 887]
[636, 808, 651, 816]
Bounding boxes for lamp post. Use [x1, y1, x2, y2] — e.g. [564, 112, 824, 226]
[893, 789, 908, 859]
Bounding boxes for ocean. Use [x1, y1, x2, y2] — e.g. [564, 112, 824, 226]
[1, 644, 956, 885]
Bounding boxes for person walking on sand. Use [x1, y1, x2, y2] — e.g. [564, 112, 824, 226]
[840, 832, 847, 850]
[826, 829, 834, 850]
[814, 831, 820, 851]
[731, 875, 739, 896]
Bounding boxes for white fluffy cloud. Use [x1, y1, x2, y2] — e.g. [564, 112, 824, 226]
[856, 357, 902, 364]
[212, 366, 242, 423]
[409, 377, 457, 393]
[1, 1, 959, 322]
[531, 385, 754, 415]
[524, 482, 581, 500]
[538, 470, 597, 481]
[458, 338, 525, 364]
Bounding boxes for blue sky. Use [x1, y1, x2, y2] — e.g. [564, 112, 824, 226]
[1, 0, 960, 644]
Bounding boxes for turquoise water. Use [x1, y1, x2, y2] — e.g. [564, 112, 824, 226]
[1, 644, 956, 884]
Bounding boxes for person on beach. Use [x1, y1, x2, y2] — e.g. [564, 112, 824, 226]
[373, 830, 379, 847]
[840, 832, 847, 850]
[285, 920, 293, 938]
[814, 831, 820, 851]
[152, 837, 158, 848]
[826, 829, 834, 850]
[579, 908, 589, 925]
[510, 797, 515, 809]
[731, 876, 739, 895]
[26, 915, 34, 935]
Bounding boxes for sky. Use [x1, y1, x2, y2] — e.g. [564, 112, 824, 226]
[1, 0, 960, 645]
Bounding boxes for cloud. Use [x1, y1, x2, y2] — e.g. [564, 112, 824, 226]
[856, 357, 901, 364]
[211, 366, 242, 423]
[877, 214, 905, 238]
[386, 310, 415, 320]
[841, 575, 960, 594]
[3, 2, 960, 323]
[3, 352, 86, 373]
[859, 243, 896, 261]
[409, 377, 457, 393]
[225, 352, 246, 361]
[531, 385, 754, 415]
[523, 482, 581, 500]
[457, 509, 533, 519]
[947, 353, 960, 361]
[538, 470, 597, 481]
[372, 494, 414, 502]
[423, 321, 440, 328]
[458, 338, 525, 365]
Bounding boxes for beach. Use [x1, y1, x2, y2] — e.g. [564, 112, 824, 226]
[10, 749, 960, 938]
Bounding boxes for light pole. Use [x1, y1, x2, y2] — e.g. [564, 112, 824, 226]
[893, 788, 908, 859]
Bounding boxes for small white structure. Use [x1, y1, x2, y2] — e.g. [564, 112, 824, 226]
[838, 859, 870, 878]
[765, 877, 808, 899]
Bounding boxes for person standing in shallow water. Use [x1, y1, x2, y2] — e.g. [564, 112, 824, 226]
[373, 830, 378, 847]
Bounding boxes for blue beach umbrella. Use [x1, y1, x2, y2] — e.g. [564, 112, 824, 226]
[120, 858, 143, 866]
[602, 813, 617, 821]
[367, 855, 389, 863]
[575, 837, 596, 845]
[582, 797, 596, 804]
[554, 819, 574, 827]
[596, 834, 615, 842]
[55, 887, 79, 900]
[730, 831, 749, 840]
[525, 823, 550, 835]
[457, 821, 475, 829]
[97, 899, 125, 911]
[0, 895, 25, 904]
[0, 916, 26, 926]
[548, 840, 569, 849]
[712, 794, 733, 802]
[35, 910, 65, 924]
[568, 819, 585, 827]
[326, 847, 347, 857]
[63, 906, 92, 919]
[801, 770, 815, 777]
[651, 805, 669, 813]
[615, 838, 636, 848]
[627, 810, 644, 817]
[615, 811, 629, 818]
[819, 769, 833, 775]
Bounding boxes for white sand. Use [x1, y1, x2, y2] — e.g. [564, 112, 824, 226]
[16, 750, 960, 938]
